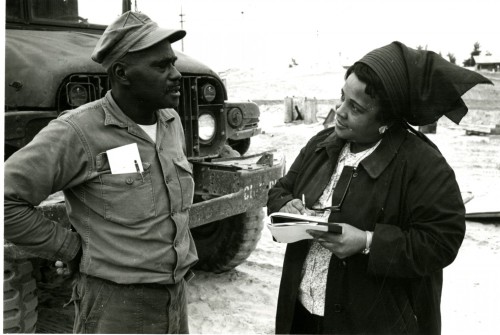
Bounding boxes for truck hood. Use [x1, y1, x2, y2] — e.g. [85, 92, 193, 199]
[5, 29, 218, 109]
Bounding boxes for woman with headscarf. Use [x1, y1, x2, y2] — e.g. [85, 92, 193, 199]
[267, 41, 492, 334]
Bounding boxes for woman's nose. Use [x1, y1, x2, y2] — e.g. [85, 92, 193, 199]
[335, 102, 347, 118]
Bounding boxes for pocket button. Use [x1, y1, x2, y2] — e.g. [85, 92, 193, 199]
[126, 177, 134, 185]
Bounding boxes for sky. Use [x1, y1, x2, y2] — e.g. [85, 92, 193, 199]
[2, 0, 499, 72]
[132, 0, 500, 72]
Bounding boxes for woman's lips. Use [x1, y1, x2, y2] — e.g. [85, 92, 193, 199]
[336, 119, 348, 129]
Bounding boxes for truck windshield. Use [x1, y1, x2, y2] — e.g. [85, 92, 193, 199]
[7, 0, 123, 27]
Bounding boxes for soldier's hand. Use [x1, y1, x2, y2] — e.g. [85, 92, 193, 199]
[55, 248, 82, 278]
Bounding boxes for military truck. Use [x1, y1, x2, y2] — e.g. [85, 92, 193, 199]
[4, 0, 284, 332]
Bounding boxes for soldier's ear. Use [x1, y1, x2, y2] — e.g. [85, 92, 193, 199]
[111, 62, 129, 85]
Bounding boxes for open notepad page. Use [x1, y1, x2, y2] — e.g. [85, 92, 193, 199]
[267, 212, 343, 243]
[267, 221, 328, 243]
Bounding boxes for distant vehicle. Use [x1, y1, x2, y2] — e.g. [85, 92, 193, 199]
[4, 0, 284, 332]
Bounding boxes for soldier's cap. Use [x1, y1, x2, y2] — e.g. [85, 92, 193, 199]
[91, 11, 186, 70]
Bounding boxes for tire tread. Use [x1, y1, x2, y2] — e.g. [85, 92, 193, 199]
[3, 259, 38, 334]
[193, 208, 264, 273]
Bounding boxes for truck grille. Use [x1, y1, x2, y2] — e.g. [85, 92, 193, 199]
[179, 77, 198, 157]
[58, 74, 110, 111]
[178, 76, 226, 159]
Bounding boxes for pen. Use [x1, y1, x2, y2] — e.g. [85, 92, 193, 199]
[134, 160, 144, 182]
[302, 194, 305, 205]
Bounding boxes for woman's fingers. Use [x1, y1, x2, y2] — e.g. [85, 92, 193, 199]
[280, 199, 305, 215]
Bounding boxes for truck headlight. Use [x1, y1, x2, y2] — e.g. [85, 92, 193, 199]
[198, 113, 216, 142]
[67, 84, 89, 107]
[227, 108, 243, 128]
[201, 83, 216, 103]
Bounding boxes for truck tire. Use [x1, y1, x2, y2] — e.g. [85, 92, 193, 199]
[227, 138, 251, 156]
[192, 208, 264, 273]
[3, 259, 38, 333]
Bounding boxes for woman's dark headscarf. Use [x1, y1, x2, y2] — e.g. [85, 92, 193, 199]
[356, 41, 492, 126]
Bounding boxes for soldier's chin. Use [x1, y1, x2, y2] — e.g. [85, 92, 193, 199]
[164, 93, 180, 107]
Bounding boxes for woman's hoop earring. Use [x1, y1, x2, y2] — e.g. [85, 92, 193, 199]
[379, 125, 388, 134]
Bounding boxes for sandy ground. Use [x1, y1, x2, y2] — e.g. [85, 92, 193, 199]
[187, 99, 500, 334]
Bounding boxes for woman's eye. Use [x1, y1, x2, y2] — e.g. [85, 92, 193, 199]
[350, 102, 358, 112]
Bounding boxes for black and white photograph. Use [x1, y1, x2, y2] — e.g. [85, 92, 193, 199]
[2, 0, 500, 334]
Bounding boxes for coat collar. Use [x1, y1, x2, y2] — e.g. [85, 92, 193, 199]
[102, 91, 176, 130]
[316, 129, 345, 154]
[315, 125, 407, 179]
[361, 125, 407, 178]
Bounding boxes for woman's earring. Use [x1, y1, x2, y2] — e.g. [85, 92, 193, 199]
[379, 125, 388, 134]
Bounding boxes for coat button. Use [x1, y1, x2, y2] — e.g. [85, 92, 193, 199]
[126, 178, 134, 185]
[165, 177, 172, 183]
[333, 304, 342, 313]
[174, 240, 180, 248]
[353, 172, 358, 177]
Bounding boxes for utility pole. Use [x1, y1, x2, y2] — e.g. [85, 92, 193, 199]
[179, 6, 185, 52]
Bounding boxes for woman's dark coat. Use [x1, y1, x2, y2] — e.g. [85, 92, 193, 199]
[267, 125, 465, 334]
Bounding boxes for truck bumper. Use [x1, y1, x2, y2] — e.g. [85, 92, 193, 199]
[189, 152, 285, 228]
[228, 127, 261, 140]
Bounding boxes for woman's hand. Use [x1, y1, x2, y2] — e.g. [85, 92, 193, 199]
[279, 199, 305, 215]
[307, 224, 367, 259]
[279, 199, 316, 216]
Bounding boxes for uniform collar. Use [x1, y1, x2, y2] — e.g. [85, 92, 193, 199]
[102, 91, 176, 130]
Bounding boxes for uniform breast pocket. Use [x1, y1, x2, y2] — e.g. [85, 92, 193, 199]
[98, 164, 156, 224]
[173, 156, 195, 211]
